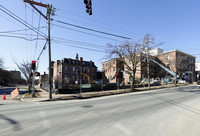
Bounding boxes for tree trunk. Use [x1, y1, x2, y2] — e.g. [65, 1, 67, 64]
[131, 74, 135, 91]
[28, 84, 31, 93]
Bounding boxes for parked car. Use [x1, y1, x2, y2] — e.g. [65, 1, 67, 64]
[197, 80, 200, 88]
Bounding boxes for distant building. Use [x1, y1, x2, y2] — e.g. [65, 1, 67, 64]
[102, 48, 196, 84]
[157, 50, 195, 82]
[148, 48, 164, 56]
[195, 61, 200, 80]
[102, 59, 124, 83]
[53, 54, 97, 85]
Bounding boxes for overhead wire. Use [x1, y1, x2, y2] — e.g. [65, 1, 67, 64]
[56, 8, 144, 38]
[52, 23, 123, 42]
[35, 13, 42, 52]
[0, 34, 45, 41]
[55, 20, 132, 40]
[0, 4, 47, 39]
[53, 41, 105, 53]
[0, 26, 46, 34]
[52, 37, 107, 49]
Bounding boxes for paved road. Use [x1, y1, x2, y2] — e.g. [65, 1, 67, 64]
[0, 85, 200, 136]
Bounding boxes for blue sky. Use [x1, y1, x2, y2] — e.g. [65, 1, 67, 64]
[0, 0, 200, 74]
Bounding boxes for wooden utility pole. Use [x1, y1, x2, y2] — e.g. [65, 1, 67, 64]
[24, 0, 53, 99]
[146, 43, 150, 89]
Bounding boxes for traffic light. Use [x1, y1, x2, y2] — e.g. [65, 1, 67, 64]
[84, 0, 92, 15]
[35, 72, 40, 77]
[32, 61, 36, 70]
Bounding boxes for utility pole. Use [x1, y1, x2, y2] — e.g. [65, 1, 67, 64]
[145, 40, 152, 89]
[32, 70, 35, 97]
[47, 5, 52, 99]
[146, 43, 150, 89]
[24, 0, 53, 99]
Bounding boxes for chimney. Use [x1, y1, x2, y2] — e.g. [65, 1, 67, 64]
[80, 57, 83, 63]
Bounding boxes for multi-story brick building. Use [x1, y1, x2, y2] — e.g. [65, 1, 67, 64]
[53, 54, 97, 85]
[102, 48, 196, 84]
[123, 54, 159, 84]
[102, 59, 124, 83]
[157, 50, 195, 82]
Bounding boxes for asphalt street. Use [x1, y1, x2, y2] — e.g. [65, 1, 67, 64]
[0, 85, 200, 136]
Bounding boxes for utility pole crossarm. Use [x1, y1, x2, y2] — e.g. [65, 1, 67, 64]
[24, 0, 48, 20]
[29, 4, 47, 20]
[24, 0, 48, 8]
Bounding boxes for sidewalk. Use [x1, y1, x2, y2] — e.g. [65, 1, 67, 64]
[20, 83, 191, 102]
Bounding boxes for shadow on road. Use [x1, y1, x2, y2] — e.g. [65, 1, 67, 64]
[146, 93, 200, 116]
[0, 114, 21, 131]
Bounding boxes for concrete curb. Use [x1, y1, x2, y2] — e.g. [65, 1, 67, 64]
[40, 83, 192, 102]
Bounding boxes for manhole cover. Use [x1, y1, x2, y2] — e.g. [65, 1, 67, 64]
[82, 105, 93, 108]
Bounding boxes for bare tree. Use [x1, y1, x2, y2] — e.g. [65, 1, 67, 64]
[14, 60, 32, 93]
[0, 57, 4, 69]
[106, 34, 155, 90]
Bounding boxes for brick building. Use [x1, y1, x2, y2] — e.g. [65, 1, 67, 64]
[123, 54, 159, 84]
[102, 48, 196, 84]
[102, 59, 124, 83]
[157, 50, 195, 82]
[53, 54, 97, 85]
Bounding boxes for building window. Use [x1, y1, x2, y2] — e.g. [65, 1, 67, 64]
[113, 67, 115, 71]
[73, 66, 75, 72]
[88, 68, 90, 73]
[189, 65, 191, 70]
[65, 66, 67, 71]
[83, 68, 86, 72]
[72, 60, 76, 64]
[167, 54, 170, 61]
[72, 75, 75, 80]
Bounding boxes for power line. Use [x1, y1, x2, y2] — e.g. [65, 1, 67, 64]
[36, 40, 48, 62]
[55, 20, 132, 40]
[0, 4, 47, 39]
[35, 14, 42, 52]
[52, 23, 123, 42]
[0, 26, 46, 34]
[52, 38, 107, 49]
[56, 8, 144, 38]
[52, 41, 105, 53]
[0, 34, 45, 41]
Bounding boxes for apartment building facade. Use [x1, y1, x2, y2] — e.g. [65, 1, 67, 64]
[102, 49, 196, 84]
[157, 50, 195, 82]
[102, 59, 124, 83]
[53, 54, 97, 85]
